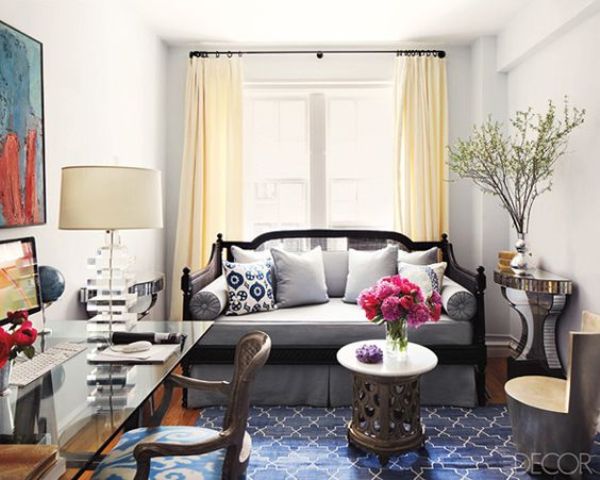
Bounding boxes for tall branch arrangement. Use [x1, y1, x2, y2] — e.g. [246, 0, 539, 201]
[448, 99, 585, 234]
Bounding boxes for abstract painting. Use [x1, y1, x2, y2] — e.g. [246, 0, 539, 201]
[0, 20, 46, 228]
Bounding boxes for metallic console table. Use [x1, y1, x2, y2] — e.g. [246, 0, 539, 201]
[494, 268, 572, 379]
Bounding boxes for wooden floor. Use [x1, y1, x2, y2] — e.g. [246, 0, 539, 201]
[71, 357, 508, 479]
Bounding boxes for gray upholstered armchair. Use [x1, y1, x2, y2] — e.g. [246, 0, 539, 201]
[505, 311, 600, 476]
[92, 331, 271, 480]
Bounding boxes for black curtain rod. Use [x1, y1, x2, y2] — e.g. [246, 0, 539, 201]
[189, 49, 446, 59]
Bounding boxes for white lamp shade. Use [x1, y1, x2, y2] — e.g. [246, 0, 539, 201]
[59, 166, 164, 230]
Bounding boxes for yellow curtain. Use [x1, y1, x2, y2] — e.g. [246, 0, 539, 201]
[393, 55, 448, 241]
[169, 56, 243, 320]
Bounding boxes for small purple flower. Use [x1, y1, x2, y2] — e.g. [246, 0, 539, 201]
[355, 344, 383, 364]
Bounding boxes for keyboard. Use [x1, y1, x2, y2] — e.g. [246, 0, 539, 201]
[10, 342, 88, 387]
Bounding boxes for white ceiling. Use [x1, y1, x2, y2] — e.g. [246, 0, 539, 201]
[129, 0, 530, 47]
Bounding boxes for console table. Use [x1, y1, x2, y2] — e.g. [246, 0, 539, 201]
[494, 268, 572, 379]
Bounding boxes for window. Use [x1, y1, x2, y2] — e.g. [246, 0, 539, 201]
[243, 85, 394, 237]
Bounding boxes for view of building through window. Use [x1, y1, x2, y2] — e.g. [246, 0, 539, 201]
[243, 86, 394, 237]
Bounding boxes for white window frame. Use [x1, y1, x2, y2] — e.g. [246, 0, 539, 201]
[243, 81, 393, 236]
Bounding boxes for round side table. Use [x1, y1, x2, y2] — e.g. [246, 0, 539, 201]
[337, 340, 438, 465]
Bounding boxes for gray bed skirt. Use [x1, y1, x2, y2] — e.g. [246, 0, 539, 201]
[187, 363, 477, 408]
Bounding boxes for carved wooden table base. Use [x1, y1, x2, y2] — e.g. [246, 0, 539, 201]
[348, 372, 424, 465]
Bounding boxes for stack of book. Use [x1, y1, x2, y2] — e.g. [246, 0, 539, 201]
[497, 251, 516, 272]
[0, 445, 65, 480]
[86, 365, 136, 411]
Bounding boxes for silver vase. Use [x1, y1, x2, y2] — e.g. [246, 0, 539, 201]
[510, 233, 530, 275]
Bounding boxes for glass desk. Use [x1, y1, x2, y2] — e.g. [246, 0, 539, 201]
[0, 320, 212, 479]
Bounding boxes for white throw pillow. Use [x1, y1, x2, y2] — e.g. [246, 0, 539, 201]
[343, 245, 399, 303]
[231, 245, 273, 263]
[398, 261, 447, 299]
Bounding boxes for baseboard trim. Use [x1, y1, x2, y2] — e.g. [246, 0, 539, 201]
[486, 334, 519, 358]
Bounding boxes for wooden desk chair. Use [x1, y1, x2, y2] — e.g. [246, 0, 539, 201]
[93, 331, 271, 480]
[505, 311, 600, 476]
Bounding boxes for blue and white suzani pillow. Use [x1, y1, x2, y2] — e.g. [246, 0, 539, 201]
[223, 260, 276, 316]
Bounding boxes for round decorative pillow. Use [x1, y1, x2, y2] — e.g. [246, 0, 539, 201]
[189, 291, 222, 320]
[441, 283, 477, 321]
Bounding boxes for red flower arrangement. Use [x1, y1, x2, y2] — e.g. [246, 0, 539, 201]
[358, 275, 442, 326]
[357, 275, 442, 356]
[0, 311, 38, 369]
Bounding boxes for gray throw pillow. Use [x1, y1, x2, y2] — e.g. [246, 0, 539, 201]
[441, 276, 477, 321]
[270, 246, 329, 308]
[397, 246, 439, 266]
[189, 276, 228, 320]
[343, 245, 398, 303]
[322, 250, 349, 297]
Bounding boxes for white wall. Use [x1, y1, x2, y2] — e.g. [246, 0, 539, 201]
[0, 0, 168, 323]
[504, 8, 600, 363]
[468, 37, 511, 350]
[164, 46, 479, 315]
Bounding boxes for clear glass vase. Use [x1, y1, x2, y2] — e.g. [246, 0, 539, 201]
[0, 363, 11, 395]
[386, 319, 408, 361]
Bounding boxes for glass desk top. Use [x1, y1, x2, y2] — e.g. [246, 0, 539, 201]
[0, 320, 212, 478]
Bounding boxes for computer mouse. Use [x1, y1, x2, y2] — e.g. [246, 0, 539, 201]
[121, 340, 152, 353]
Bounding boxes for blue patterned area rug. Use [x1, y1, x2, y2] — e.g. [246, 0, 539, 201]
[196, 406, 600, 479]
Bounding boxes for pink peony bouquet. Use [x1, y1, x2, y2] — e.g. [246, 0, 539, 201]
[357, 275, 442, 327]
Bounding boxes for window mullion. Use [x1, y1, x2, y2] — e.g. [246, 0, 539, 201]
[309, 93, 327, 228]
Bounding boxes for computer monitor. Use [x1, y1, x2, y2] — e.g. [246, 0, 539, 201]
[0, 237, 41, 326]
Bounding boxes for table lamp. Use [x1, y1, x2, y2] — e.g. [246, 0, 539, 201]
[59, 166, 163, 340]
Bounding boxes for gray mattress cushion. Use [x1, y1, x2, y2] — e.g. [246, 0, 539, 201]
[200, 298, 472, 346]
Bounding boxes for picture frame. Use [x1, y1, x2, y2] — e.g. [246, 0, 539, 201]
[0, 19, 46, 228]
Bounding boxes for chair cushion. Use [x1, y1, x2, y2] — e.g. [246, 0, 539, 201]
[200, 299, 472, 346]
[343, 245, 398, 303]
[505, 376, 568, 413]
[92, 426, 225, 480]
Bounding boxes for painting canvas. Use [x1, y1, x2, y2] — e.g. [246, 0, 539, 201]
[0, 20, 46, 227]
